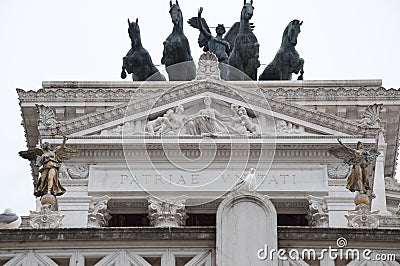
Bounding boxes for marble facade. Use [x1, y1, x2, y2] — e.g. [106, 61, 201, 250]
[7, 56, 400, 265]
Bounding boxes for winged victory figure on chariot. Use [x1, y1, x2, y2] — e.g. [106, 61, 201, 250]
[188, 3, 256, 80]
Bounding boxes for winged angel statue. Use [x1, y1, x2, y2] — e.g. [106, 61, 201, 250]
[19, 136, 77, 197]
[328, 139, 379, 194]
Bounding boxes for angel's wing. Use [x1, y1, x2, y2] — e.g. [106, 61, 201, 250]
[366, 147, 380, 163]
[328, 146, 357, 165]
[187, 17, 211, 51]
[223, 22, 255, 50]
[18, 148, 43, 161]
[365, 147, 380, 191]
[223, 22, 240, 49]
[56, 146, 77, 162]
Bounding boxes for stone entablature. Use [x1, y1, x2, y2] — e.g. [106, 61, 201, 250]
[19, 79, 399, 179]
[107, 199, 309, 215]
[29, 80, 380, 137]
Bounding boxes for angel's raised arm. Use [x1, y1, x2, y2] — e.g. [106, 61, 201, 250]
[56, 136, 68, 153]
[337, 138, 354, 152]
[198, 8, 212, 40]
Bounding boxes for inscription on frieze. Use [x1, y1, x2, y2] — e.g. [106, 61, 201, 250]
[89, 165, 327, 193]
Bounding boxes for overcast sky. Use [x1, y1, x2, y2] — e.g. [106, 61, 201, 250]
[1, 0, 399, 215]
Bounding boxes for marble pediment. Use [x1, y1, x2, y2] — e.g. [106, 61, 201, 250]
[39, 80, 378, 138]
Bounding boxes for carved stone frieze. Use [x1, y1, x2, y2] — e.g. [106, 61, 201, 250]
[36, 80, 379, 137]
[327, 163, 351, 179]
[260, 85, 399, 101]
[29, 204, 64, 229]
[345, 204, 380, 229]
[59, 164, 89, 179]
[379, 215, 400, 228]
[385, 177, 400, 192]
[305, 195, 329, 227]
[72, 145, 340, 163]
[18, 80, 399, 104]
[107, 200, 147, 214]
[67, 164, 89, 179]
[271, 200, 308, 211]
[147, 196, 188, 227]
[58, 164, 70, 180]
[87, 195, 112, 228]
[196, 52, 221, 80]
[17, 86, 163, 103]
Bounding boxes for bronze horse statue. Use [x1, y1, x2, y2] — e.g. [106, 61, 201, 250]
[161, 0, 196, 81]
[259, 20, 304, 80]
[226, 0, 260, 81]
[121, 18, 165, 81]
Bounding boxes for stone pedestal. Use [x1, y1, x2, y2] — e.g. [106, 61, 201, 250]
[217, 192, 277, 266]
[30, 204, 64, 229]
[57, 179, 91, 228]
[326, 175, 357, 227]
[57, 196, 92, 228]
[346, 204, 380, 228]
[325, 185, 355, 227]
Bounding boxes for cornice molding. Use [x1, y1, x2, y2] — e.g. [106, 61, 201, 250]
[17, 80, 400, 104]
[261, 86, 400, 101]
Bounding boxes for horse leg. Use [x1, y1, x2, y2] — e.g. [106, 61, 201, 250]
[235, 55, 246, 81]
[297, 58, 304, 80]
[121, 57, 129, 79]
[131, 73, 139, 81]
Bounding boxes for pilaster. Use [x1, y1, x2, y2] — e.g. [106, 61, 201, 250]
[325, 182, 355, 227]
[57, 179, 91, 228]
[371, 132, 391, 216]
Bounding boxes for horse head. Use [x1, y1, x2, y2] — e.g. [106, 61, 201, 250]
[127, 18, 141, 48]
[169, 0, 182, 26]
[284, 19, 302, 47]
[241, 0, 254, 21]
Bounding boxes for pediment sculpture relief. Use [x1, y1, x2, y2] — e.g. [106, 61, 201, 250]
[145, 95, 261, 136]
[100, 121, 144, 136]
[275, 119, 304, 135]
